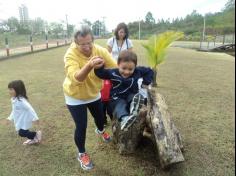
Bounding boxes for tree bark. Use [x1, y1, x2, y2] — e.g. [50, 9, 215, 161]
[112, 108, 147, 154]
[146, 88, 184, 168]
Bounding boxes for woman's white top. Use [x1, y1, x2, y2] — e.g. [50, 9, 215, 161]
[64, 93, 101, 106]
[8, 97, 39, 131]
[107, 37, 133, 60]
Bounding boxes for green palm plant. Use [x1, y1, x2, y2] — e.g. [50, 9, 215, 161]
[142, 31, 184, 87]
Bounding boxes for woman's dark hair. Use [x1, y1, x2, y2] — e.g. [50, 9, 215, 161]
[117, 50, 137, 66]
[114, 22, 129, 40]
[8, 80, 28, 99]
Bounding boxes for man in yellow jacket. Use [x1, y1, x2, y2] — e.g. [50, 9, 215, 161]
[63, 25, 116, 170]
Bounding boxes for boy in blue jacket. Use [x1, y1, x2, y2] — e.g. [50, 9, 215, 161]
[95, 50, 153, 131]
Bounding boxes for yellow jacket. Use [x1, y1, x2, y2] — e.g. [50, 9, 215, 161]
[63, 42, 117, 100]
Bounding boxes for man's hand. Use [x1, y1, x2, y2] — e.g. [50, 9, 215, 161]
[142, 84, 152, 90]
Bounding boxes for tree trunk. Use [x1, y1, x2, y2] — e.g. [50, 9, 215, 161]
[146, 88, 184, 168]
[112, 87, 184, 168]
[112, 108, 147, 154]
[152, 68, 158, 87]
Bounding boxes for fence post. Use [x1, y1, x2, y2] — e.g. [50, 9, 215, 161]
[199, 38, 203, 49]
[30, 35, 33, 52]
[214, 36, 216, 46]
[65, 35, 67, 45]
[223, 34, 225, 45]
[46, 34, 48, 49]
[5, 37, 10, 57]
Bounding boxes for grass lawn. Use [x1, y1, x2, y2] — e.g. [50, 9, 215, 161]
[0, 39, 234, 176]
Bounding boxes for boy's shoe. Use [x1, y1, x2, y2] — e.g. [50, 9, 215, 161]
[95, 128, 112, 142]
[36, 131, 42, 142]
[120, 114, 137, 131]
[77, 153, 93, 170]
[130, 93, 145, 115]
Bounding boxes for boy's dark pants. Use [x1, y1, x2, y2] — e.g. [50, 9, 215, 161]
[109, 93, 135, 121]
[102, 101, 113, 123]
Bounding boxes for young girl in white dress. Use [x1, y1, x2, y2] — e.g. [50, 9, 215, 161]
[7, 80, 42, 145]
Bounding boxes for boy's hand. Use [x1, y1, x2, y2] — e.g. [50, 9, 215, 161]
[90, 57, 104, 69]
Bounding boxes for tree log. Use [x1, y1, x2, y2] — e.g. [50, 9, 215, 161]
[146, 88, 184, 168]
[112, 88, 184, 168]
[112, 108, 147, 154]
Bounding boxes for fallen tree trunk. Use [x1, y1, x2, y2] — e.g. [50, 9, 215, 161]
[112, 87, 184, 168]
[146, 88, 184, 168]
[112, 108, 147, 154]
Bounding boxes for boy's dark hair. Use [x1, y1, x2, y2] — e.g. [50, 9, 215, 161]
[117, 50, 137, 66]
[114, 22, 129, 40]
[8, 80, 28, 99]
[74, 25, 94, 43]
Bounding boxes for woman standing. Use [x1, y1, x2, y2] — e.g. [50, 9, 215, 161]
[107, 22, 133, 60]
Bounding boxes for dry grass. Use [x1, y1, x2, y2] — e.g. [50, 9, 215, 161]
[0, 40, 234, 176]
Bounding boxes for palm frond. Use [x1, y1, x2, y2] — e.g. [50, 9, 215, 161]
[142, 31, 184, 69]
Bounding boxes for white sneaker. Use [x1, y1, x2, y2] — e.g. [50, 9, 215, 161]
[120, 114, 137, 131]
[23, 139, 39, 145]
[130, 93, 145, 115]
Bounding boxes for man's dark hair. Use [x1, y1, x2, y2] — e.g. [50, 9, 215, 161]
[114, 22, 129, 40]
[117, 50, 137, 66]
[8, 80, 28, 99]
[74, 25, 94, 43]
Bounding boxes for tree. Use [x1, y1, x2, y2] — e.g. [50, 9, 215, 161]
[48, 22, 64, 37]
[145, 12, 155, 24]
[224, 0, 235, 11]
[30, 17, 45, 34]
[67, 24, 75, 37]
[81, 19, 92, 28]
[6, 17, 19, 32]
[142, 31, 184, 87]
[92, 20, 103, 36]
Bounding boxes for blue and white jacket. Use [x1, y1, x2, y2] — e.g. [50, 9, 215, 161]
[95, 66, 154, 100]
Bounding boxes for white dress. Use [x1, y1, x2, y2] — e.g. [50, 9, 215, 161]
[8, 97, 39, 131]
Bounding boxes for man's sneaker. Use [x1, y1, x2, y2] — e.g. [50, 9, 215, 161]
[95, 128, 112, 142]
[77, 153, 93, 170]
[120, 114, 137, 131]
[36, 131, 42, 142]
[130, 93, 145, 115]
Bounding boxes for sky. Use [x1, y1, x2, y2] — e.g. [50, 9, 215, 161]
[0, 0, 228, 31]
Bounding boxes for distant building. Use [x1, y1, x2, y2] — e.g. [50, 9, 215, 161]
[19, 4, 29, 24]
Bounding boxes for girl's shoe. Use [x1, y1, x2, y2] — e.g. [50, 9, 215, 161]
[23, 139, 39, 145]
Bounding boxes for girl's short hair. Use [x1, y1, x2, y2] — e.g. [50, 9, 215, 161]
[114, 22, 129, 40]
[117, 50, 137, 66]
[8, 80, 28, 99]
